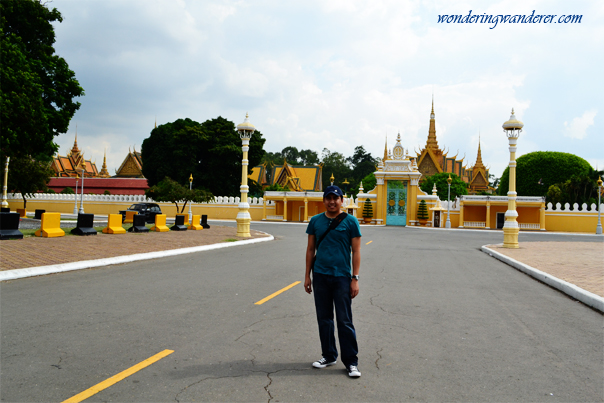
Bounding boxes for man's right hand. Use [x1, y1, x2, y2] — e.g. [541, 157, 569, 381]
[304, 275, 312, 294]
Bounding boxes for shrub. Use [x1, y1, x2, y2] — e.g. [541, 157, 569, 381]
[498, 151, 591, 197]
[417, 199, 429, 220]
[60, 187, 75, 194]
[103, 190, 111, 195]
[362, 198, 373, 218]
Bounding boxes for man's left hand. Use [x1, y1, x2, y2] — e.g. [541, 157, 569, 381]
[350, 280, 359, 299]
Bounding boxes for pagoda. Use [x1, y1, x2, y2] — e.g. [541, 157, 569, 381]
[52, 132, 99, 177]
[416, 98, 470, 183]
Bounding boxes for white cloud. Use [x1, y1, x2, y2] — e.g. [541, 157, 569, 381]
[48, 0, 603, 182]
[564, 109, 597, 140]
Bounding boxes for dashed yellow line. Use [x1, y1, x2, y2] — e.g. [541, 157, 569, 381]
[61, 349, 174, 403]
[255, 281, 301, 305]
[366, 240, 373, 245]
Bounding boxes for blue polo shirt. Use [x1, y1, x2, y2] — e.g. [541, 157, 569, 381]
[306, 213, 362, 278]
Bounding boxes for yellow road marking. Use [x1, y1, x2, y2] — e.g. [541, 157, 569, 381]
[61, 349, 174, 403]
[366, 240, 373, 245]
[255, 281, 301, 305]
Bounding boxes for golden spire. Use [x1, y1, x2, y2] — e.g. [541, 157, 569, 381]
[70, 129, 80, 155]
[474, 134, 485, 170]
[99, 148, 110, 177]
[383, 136, 389, 161]
[426, 97, 439, 151]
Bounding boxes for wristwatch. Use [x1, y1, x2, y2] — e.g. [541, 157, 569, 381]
[351, 275, 359, 280]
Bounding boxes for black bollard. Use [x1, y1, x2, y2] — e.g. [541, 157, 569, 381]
[71, 213, 97, 236]
[0, 208, 10, 213]
[128, 214, 150, 233]
[0, 212, 24, 240]
[201, 214, 210, 229]
[170, 215, 188, 231]
[34, 209, 46, 219]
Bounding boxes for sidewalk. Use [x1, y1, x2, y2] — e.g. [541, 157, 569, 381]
[485, 242, 603, 298]
[483, 241, 604, 312]
[0, 225, 270, 272]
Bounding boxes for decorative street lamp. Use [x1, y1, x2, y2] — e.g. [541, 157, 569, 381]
[79, 158, 85, 214]
[189, 173, 193, 223]
[502, 108, 523, 248]
[597, 176, 602, 235]
[235, 113, 255, 237]
[446, 174, 452, 228]
[1, 157, 9, 208]
[73, 179, 79, 214]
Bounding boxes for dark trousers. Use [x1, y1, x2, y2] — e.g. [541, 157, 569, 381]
[313, 272, 358, 366]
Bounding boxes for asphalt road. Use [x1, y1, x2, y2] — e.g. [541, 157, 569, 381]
[1, 223, 602, 402]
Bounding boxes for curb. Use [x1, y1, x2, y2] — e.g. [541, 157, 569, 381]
[0, 234, 274, 282]
[481, 245, 604, 313]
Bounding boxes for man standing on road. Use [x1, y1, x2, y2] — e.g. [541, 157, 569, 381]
[305, 185, 362, 378]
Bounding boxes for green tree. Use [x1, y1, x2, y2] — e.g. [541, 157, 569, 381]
[360, 172, 377, 193]
[145, 177, 213, 214]
[545, 168, 602, 207]
[281, 146, 300, 164]
[2, 155, 53, 209]
[299, 149, 319, 165]
[321, 148, 352, 192]
[141, 117, 266, 196]
[498, 151, 592, 197]
[60, 187, 74, 194]
[420, 173, 468, 201]
[1, 0, 84, 160]
[347, 146, 379, 197]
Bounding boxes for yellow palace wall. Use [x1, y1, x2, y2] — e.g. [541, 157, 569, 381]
[5, 196, 274, 222]
[5, 195, 602, 233]
[544, 211, 602, 233]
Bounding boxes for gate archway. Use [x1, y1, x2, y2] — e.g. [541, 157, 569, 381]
[386, 180, 407, 226]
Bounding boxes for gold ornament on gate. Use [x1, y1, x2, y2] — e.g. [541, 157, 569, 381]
[389, 199, 395, 206]
[398, 200, 405, 207]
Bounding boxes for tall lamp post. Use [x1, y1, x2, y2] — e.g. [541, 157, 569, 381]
[79, 165, 85, 214]
[502, 108, 523, 248]
[1, 157, 9, 208]
[236, 113, 255, 238]
[188, 174, 193, 223]
[73, 179, 79, 214]
[596, 176, 602, 235]
[446, 174, 452, 228]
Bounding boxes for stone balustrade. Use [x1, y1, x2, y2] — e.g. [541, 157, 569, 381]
[545, 202, 603, 212]
[7, 193, 271, 206]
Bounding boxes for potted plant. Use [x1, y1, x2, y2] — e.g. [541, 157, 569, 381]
[362, 198, 373, 224]
[417, 199, 429, 226]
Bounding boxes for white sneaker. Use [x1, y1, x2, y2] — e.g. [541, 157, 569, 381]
[347, 365, 361, 377]
[312, 358, 336, 368]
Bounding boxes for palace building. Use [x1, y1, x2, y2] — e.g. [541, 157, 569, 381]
[52, 134, 99, 178]
[48, 134, 148, 195]
[415, 99, 491, 193]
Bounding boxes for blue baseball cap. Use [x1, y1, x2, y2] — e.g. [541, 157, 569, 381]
[323, 185, 344, 198]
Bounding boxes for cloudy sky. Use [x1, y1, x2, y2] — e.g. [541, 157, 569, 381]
[50, 0, 603, 181]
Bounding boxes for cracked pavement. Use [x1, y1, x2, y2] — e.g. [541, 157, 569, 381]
[1, 223, 602, 402]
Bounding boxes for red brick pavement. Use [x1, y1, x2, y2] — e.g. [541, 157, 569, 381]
[487, 242, 604, 297]
[0, 226, 269, 271]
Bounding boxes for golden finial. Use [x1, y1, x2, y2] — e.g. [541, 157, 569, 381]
[330, 173, 335, 186]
